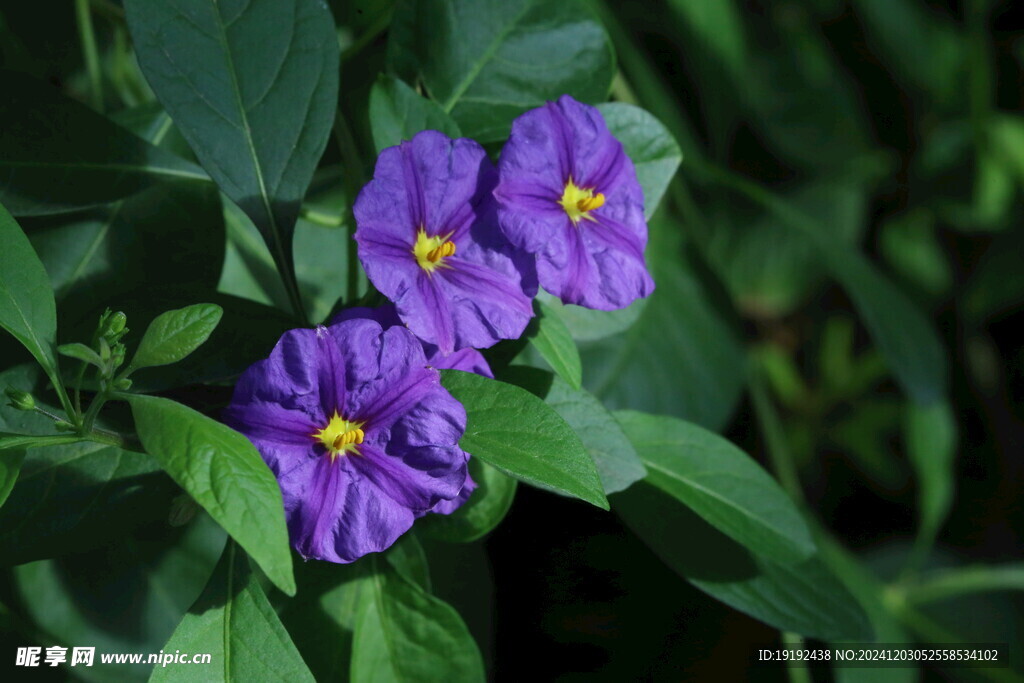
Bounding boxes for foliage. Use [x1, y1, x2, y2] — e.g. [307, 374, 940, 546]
[0, 0, 1021, 680]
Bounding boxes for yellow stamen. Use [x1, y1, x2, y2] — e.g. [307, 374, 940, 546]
[314, 412, 365, 461]
[412, 227, 457, 274]
[559, 178, 604, 224]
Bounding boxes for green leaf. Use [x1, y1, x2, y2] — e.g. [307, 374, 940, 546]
[905, 400, 957, 545]
[14, 514, 225, 683]
[218, 183, 364, 325]
[387, 0, 615, 142]
[0, 365, 179, 564]
[615, 481, 871, 641]
[0, 449, 24, 510]
[615, 410, 814, 563]
[0, 202, 69, 413]
[439, 370, 608, 509]
[504, 367, 646, 495]
[420, 457, 517, 543]
[528, 299, 582, 390]
[536, 291, 647, 343]
[596, 103, 683, 219]
[0, 432, 83, 451]
[351, 556, 485, 682]
[123, 0, 340, 317]
[581, 222, 746, 431]
[26, 106, 226, 312]
[152, 542, 314, 683]
[126, 394, 294, 596]
[369, 74, 462, 153]
[0, 73, 208, 216]
[57, 342, 104, 368]
[129, 304, 224, 371]
[813, 532, 915, 683]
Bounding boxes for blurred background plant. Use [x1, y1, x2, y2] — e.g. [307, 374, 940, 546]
[0, 0, 1022, 680]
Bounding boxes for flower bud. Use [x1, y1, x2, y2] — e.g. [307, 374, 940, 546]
[4, 386, 35, 411]
[113, 378, 132, 391]
[111, 343, 126, 369]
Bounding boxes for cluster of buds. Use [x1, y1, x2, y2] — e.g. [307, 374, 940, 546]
[95, 309, 132, 392]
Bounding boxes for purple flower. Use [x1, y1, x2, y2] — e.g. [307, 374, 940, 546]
[331, 305, 494, 379]
[494, 95, 655, 310]
[354, 130, 536, 355]
[224, 319, 472, 564]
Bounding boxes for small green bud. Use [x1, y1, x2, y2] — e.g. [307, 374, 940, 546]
[113, 378, 132, 391]
[107, 311, 127, 336]
[99, 337, 111, 362]
[111, 343, 126, 369]
[54, 420, 76, 432]
[4, 386, 35, 411]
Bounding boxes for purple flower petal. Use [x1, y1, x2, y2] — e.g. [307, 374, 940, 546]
[225, 318, 474, 564]
[495, 95, 656, 310]
[354, 130, 535, 352]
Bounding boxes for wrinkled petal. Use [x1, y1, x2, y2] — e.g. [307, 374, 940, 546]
[354, 130, 535, 352]
[495, 94, 655, 310]
[428, 469, 477, 516]
[225, 318, 474, 564]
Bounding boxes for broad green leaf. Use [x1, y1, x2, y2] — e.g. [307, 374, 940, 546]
[905, 400, 957, 546]
[420, 458, 517, 543]
[122, 294, 297, 392]
[440, 370, 608, 509]
[124, 0, 340, 317]
[14, 515, 225, 683]
[218, 186, 364, 325]
[279, 560, 369, 681]
[0, 73, 208, 216]
[385, 534, 432, 592]
[152, 542, 314, 683]
[596, 102, 682, 220]
[615, 481, 871, 641]
[127, 394, 294, 596]
[0, 203, 68, 412]
[0, 365, 178, 564]
[581, 220, 746, 431]
[537, 290, 647, 343]
[351, 556, 485, 683]
[26, 106, 226, 312]
[527, 299, 582, 390]
[369, 74, 462, 153]
[387, 0, 614, 142]
[129, 304, 224, 371]
[616, 410, 814, 563]
[878, 209, 952, 299]
[0, 449, 24, 510]
[57, 342, 104, 368]
[504, 367, 646, 495]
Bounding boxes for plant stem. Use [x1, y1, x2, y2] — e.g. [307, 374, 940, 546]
[781, 632, 812, 683]
[899, 564, 1024, 606]
[75, 0, 103, 111]
[750, 364, 805, 503]
[333, 112, 367, 304]
[340, 10, 392, 63]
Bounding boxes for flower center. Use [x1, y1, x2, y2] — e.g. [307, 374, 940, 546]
[412, 227, 457, 274]
[560, 178, 605, 224]
[314, 411, 365, 461]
